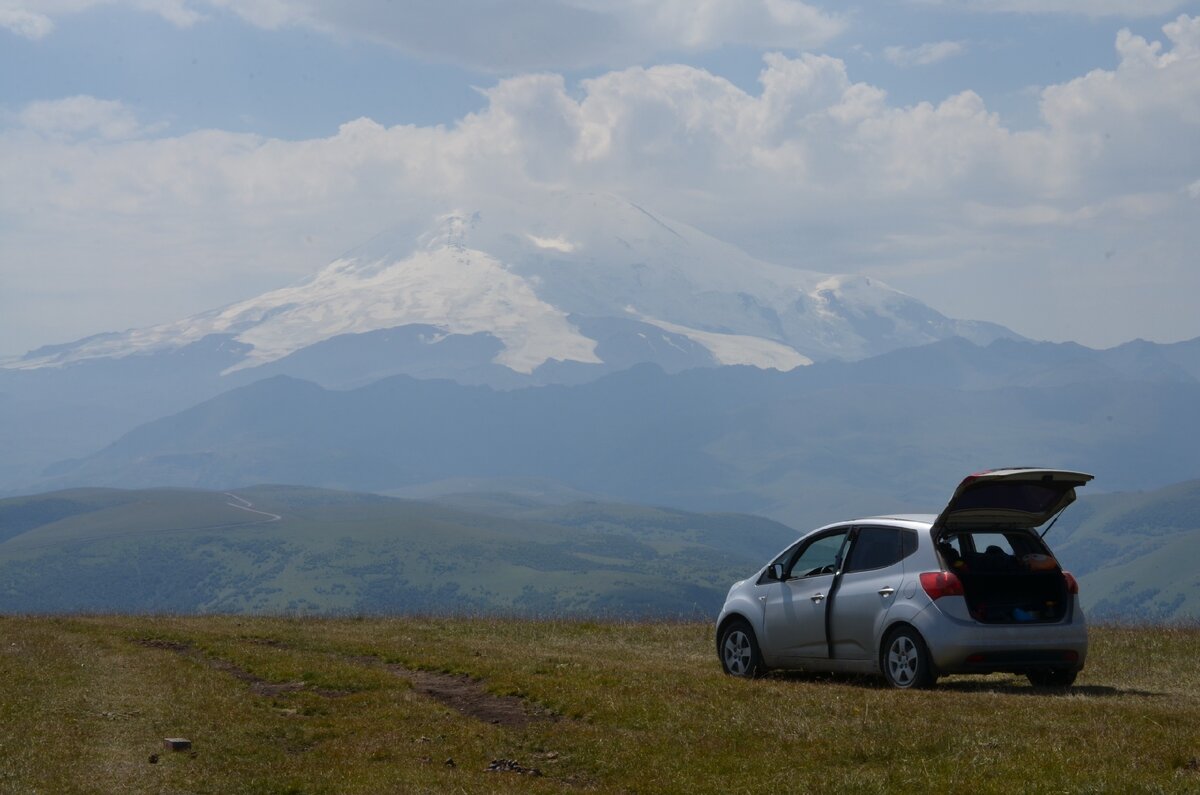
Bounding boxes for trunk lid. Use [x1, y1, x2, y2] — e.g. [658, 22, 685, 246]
[933, 468, 1094, 531]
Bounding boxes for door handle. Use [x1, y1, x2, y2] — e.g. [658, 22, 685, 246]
[878, 587, 896, 597]
[810, 593, 825, 603]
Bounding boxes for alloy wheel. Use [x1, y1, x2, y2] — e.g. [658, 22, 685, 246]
[723, 630, 753, 676]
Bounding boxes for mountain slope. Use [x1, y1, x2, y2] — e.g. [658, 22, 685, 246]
[6, 192, 1016, 380]
[0, 485, 796, 615]
[41, 338, 1200, 534]
[1048, 479, 1200, 621]
[0, 192, 1028, 495]
[2, 480, 1196, 621]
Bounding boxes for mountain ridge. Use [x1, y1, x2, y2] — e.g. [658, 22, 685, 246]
[4, 192, 1017, 380]
[35, 336, 1200, 530]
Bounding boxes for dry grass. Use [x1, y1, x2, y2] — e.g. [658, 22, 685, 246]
[0, 616, 1197, 793]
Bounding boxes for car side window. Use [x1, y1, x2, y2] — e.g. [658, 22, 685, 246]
[844, 526, 912, 573]
[787, 530, 848, 578]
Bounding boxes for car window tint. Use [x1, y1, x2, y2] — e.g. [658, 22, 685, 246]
[951, 481, 1072, 514]
[844, 527, 905, 572]
[788, 531, 847, 578]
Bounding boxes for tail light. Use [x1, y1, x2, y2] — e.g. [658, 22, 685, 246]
[920, 570, 964, 600]
[1063, 571, 1079, 594]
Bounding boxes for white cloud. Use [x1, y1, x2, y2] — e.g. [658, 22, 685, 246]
[883, 40, 966, 67]
[0, 7, 53, 38]
[1035, 15, 1200, 196]
[913, 0, 1192, 17]
[17, 96, 153, 140]
[526, 233, 577, 252]
[0, 1, 202, 32]
[10, 0, 845, 70]
[3, 16, 1200, 352]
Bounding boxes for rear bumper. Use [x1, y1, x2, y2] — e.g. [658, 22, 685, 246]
[914, 602, 1088, 674]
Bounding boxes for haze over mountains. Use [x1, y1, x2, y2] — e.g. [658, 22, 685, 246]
[2, 192, 1198, 620]
[7, 193, 1015, 382]
[35, 335, 1200, 528]
[0, 192, 1020, 495]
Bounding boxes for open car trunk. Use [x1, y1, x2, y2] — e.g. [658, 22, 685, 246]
[931, 469, 1091, 624]
[937, 530, 1070, 624]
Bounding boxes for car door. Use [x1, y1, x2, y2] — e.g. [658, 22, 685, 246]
[828, 526, 915, 660]
[760, 528, 849, 661]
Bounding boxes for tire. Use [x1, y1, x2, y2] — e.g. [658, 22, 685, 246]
[719, 619, 766, 678]
[881, 627, 937, 689]
[1027, 668, 1077, 688]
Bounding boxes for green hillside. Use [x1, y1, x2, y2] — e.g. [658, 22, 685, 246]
[1050, 479, 1200, 621]
[0, 485, 796, 616]
[3, 479, 1200, 621]
[0, 616, 1197, 793]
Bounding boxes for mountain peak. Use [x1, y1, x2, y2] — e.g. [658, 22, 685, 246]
[4, 191, 1020, 381]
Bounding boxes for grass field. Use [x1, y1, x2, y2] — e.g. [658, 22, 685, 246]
[0, 616, 1197, 793]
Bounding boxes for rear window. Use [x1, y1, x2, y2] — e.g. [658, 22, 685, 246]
[950, 481, 1073, 515]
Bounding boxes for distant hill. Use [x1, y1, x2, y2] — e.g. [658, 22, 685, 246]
[1048, 478, 1200, 621]
[36, 337, 1200, 531]
[1, 479, 1196, 621]
[0, 485, 797, 616]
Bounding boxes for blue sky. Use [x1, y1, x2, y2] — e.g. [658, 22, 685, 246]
[3, 0, 1200, 355]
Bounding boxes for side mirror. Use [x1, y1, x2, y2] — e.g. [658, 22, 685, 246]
[769, 563, 786, 581]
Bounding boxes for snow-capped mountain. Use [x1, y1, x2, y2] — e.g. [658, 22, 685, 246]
[5, 192, 1017, 382]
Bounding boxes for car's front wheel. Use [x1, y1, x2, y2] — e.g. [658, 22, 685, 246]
[881, 626, 937, 689]
[719, 619, 766, 678]
[1027, 668, 1078, 688]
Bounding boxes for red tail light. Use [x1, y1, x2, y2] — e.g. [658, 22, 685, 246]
[920, 571, 964, 600]
[1063, 571, 1079, 594]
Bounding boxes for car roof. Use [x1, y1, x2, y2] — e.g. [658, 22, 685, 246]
[812, 514, 937, 532]
[863, 513, 937, 525]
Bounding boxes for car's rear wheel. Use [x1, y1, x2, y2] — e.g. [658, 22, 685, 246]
[719, 619, 766, 678]
[881, 627, 937, 689]
[1027, 668, 1077, 688]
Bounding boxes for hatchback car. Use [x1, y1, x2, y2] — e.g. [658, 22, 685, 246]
[716, 468, 1093, 688]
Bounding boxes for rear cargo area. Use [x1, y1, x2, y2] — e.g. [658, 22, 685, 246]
[938, 532, 1070, 624]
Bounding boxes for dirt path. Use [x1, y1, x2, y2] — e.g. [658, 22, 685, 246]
[134, 637, 557, 727]
[384, 662, 554, 728]
[223, 493, 282, 523]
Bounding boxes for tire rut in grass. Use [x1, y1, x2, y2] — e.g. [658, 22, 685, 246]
[344, 653, 559, 729]
[134, 637, 559, 727]
[133, 638, 349, 698]
[394, 664, 555, 728]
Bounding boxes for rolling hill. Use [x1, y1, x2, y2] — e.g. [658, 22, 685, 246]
[1, 478, 1197, 620]
[0, 485, 796, 616]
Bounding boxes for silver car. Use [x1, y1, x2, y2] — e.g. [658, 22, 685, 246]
[716, 468, 1092, 688]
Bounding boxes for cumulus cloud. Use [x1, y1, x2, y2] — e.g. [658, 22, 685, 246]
[17, 96, 155, 140]
[883, 40, 966, 67]
[0, 7, 54, 38]
[3, 15, 1200, 351]
[0, 0, 202, 34]
[8, 0, 845, 70]
[913, 0, 1192, 17]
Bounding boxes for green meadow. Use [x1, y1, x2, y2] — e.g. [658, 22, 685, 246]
[1, 616, 1196, 793]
